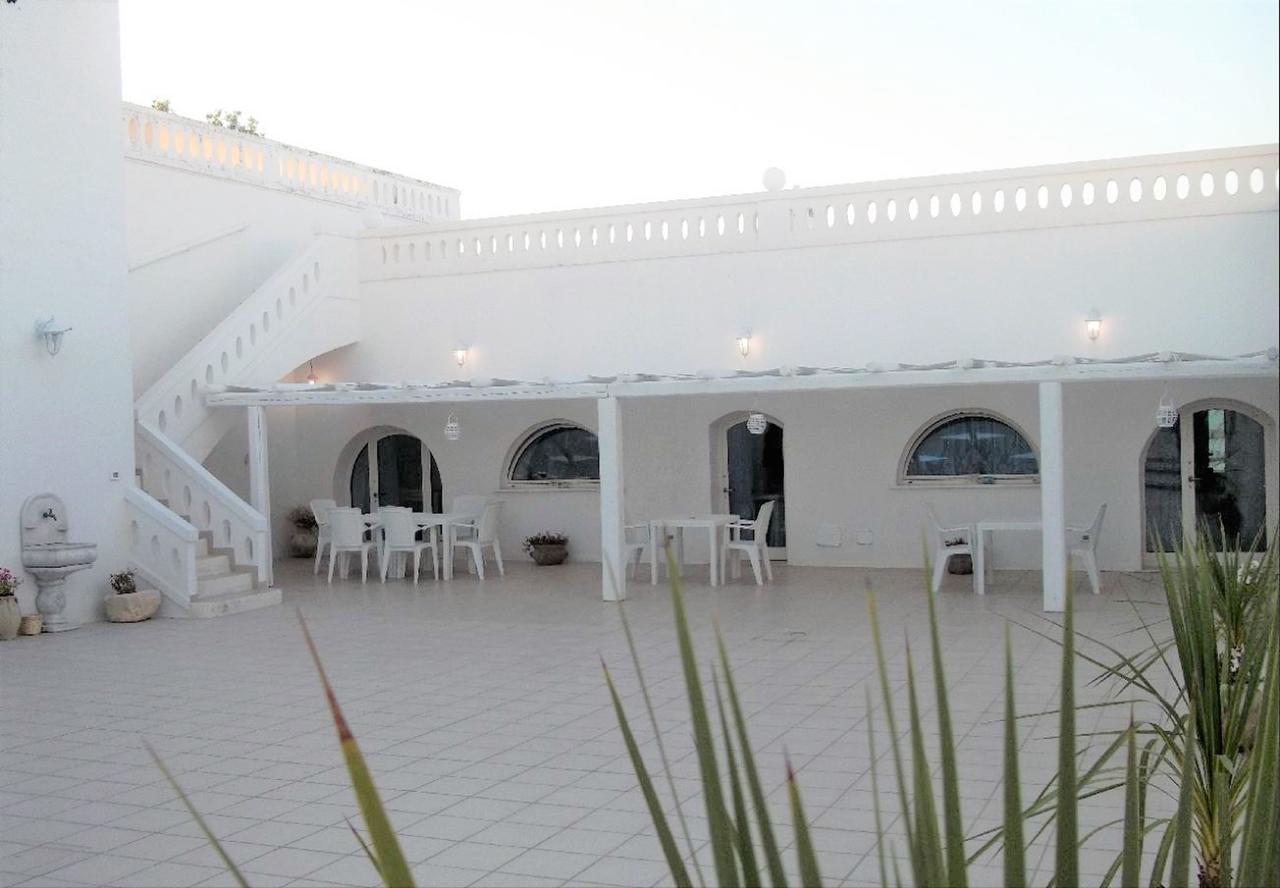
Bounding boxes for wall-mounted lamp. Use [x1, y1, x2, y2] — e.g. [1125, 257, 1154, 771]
[305, 361, 318, 385]
[1155, 387, 1178, 429]
[746, 411, 768, 435]
[1085, 309, 1102, 341]
[452, 345, 468, 367]
[36, 317, 72, 356]
[736, 333, 752, 358]
[444, 413, 461, 441]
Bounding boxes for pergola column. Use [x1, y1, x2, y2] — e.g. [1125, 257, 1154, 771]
[597, 395, 626, 601]
[247, 405, 273, 586]
[1038, 381, 1066, 612]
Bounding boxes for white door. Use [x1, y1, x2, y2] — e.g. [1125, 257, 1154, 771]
[715, 415, 786, 559]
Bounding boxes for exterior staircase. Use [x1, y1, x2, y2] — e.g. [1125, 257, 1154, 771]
[128, 235, 360, 617]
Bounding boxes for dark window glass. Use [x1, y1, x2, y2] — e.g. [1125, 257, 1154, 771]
[906, 415, 1038, 478]
[511, 426, 599, 482]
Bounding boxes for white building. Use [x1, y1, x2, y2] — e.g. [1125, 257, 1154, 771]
[2, 2, 1276, 629]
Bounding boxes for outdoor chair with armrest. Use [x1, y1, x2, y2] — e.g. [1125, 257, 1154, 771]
[721, 500, 776, 586]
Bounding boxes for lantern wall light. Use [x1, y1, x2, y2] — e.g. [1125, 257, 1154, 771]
[36, 317, 72, 356]
[746, 411, 768, 435]
[1085, 309, 1102, 341]
[452, 345, 468, 367]
[736, 332, 752, 358]
[305, 361, 318, 385]
[444, 413, 461, 441]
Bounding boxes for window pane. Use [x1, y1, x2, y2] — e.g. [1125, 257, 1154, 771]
[907, 415, 1037, 477]
[511, 426, 600, 481]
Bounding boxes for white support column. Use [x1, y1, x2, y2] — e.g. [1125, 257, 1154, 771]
[597, 396, 626, 602]
[247, 406, 273, 587]
[1039, 381, 1066, 612]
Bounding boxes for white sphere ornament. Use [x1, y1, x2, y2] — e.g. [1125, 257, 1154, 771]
[762, 167, 786, 192]
[444, 414, 461, 441]
[746, 412, 768, 435]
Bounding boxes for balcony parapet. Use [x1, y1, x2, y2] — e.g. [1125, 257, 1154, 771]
[359, 145, 1276, 279]
[123, 102, 459, 223]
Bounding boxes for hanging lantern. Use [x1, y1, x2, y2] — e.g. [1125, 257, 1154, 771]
[444, 413, 461, 441]
[746, 412, 768, 435]
[1155, 392, 1178, 429]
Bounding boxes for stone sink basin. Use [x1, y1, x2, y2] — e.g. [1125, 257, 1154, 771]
[21, 542, 99, 571]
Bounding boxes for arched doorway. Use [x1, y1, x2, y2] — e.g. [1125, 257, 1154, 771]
[713, 413, 786, 558]
[345, 430, 442, 513]
[1142, 399, 1273, 558]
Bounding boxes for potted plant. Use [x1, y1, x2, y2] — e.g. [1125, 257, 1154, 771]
[104, 570, 161, 623]
[523, 532, 569, 566]
[286, 506, 319, 557]
[0, 567, 22, 640]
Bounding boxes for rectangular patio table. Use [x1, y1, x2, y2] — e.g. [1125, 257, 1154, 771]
[649, 514, 739, 587]
[973, 519, 1041, 595]
[362, 510, 481, 581]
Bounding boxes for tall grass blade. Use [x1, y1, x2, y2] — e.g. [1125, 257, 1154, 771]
[1054, 574, 1078, 888]
[713, 666, 760, 887]
[716, 629, 789, 888]
[867, 688, 889, 888]
[298, 615, 414, 888]
[666, 548, 739, 887]
[1169, 704, 1196, 888]
[146, 742, 249, 888]
[867, 587, 922, 885]
[1003, 624, 1026, 888]
[346, 818, 383, 881]
[1236, 586, 1279, 888]
[616, 590, 707, 887]
[924, 573, 967, 887]
[786, 757, 822, 888]
[904, 640, 946, 885]
[603, 661, 694, 888]
[1121, 715, 1142, 888]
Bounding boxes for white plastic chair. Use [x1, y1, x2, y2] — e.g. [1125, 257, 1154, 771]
[1067, 503, 1107, 595]
[326, 507, 377, 583]
[624, 523, 654, 580]
[310, 498, 337, 575]
[925, 504, 975, 594]
[379, 507, 437, 583]
[451, 501, 505, 580]
[722, 500, 776, 585]
[450, 495, 488, 542]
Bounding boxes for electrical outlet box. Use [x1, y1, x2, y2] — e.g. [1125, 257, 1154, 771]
[855, 530, 875, 546]
[815, 524, 843, 547]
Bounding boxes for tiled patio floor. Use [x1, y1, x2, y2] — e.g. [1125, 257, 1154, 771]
[1, 559, 1173, 888]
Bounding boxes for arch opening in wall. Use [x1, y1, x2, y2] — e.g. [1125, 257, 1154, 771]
[900, 411, 1039, 485]
[337, 426, 442, 513]
[711, 412, 786, 555]
[505, 422, 599, 489]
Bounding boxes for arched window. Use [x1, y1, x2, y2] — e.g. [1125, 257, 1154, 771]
[901, 412, 1038, 483]
[507, 423, 599, 487]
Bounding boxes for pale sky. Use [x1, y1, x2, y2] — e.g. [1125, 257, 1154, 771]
[119, 0, 1279, 219]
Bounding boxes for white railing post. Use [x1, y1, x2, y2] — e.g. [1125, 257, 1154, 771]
[1039, 381, 1067, 612]
[246, 405, 273, 586]
[598, 396, 626, 602]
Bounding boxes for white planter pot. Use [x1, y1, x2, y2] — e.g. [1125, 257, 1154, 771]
[104, 589, 161, 623]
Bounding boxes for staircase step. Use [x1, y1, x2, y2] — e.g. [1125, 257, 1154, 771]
[196, 536, 209, 557]
[196, 554, 231, 577]
[185, 587, 282, 619]
[196, 569, 255, 598]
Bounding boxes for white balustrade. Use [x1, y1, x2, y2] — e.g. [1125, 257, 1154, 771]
[136, 424, 269, 589]
[122, 103, 459, 223]
[359, 146, 1278, 280]
[124, 486, 200, 608]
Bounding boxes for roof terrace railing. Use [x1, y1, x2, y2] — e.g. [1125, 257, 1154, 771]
[122, 102, 460, 223]
[359, 145, 1277, 279]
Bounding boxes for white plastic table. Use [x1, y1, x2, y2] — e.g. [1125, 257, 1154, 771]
[974, 519, 1041, 594]
[649, 515, 739, 586]
[363, 510, 480, 580]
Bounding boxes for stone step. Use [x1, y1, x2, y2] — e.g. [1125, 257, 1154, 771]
[186, 586, 282, 619]
[196, 554, 231, 577]
[196, 569, 255, 598]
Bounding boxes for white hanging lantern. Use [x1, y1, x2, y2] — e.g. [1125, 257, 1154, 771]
[444, 413, 461, 441]
[1155, 392, 1178, 429]
[746, 412, 768, 435]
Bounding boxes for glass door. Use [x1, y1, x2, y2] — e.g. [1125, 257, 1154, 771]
[719, 418, 786, 557]
[1144, 405, 1268, 555]
[349, 434, 442, 513]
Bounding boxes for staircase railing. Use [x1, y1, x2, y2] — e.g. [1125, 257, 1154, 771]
[124, 486, 200, 609]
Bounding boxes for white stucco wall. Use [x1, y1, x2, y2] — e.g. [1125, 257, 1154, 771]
[0, 0, 136, 626]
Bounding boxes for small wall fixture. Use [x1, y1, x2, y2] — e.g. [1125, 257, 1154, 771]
[736, 333, 752, 358]
[1156, 388, 1178, 429]
[452, 345, 468, 367]
[36, 317, 72, 356]
[746, 412, 768, 435]
[444, 413, 461, 441]
[305, 361, 318, 385]
[1085, 309, 1103, 341]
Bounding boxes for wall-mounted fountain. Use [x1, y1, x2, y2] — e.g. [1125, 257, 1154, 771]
[20, 493, 97, 632]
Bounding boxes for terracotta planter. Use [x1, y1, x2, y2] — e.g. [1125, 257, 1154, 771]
[104, 589, 161, 623]
[529, 544, 568, 566]
[289, 526, 318, 558]
[0, 597, 19, 641]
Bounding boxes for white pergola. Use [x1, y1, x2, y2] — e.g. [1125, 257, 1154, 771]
[208, 351, 1279, 611]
